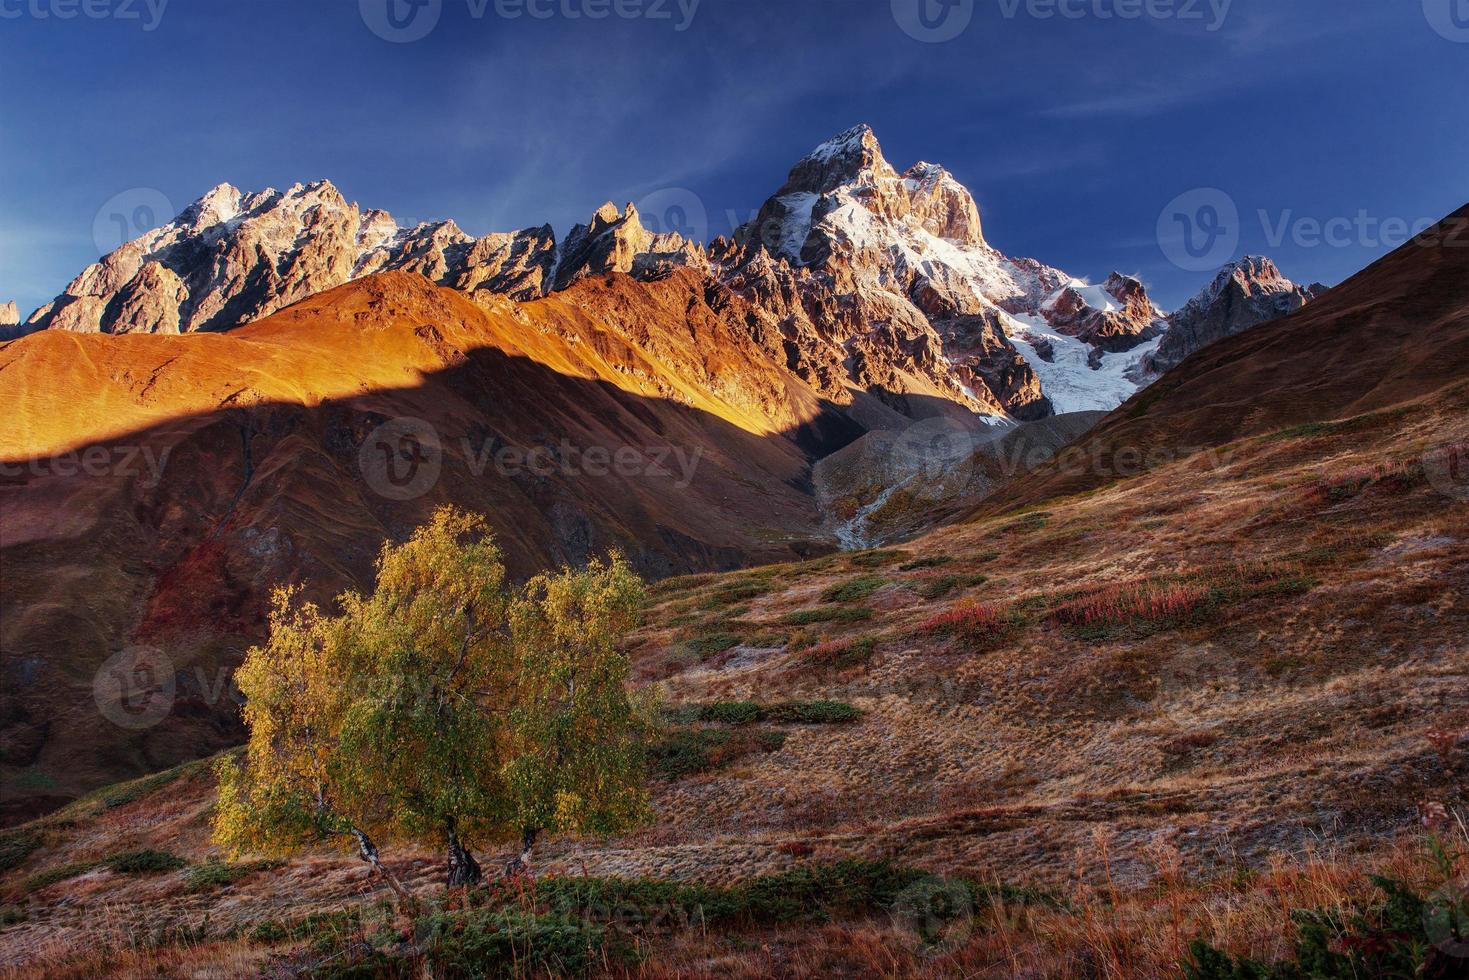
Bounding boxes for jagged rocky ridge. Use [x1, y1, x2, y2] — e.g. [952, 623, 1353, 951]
[15, 125, 1313, 422]
[1142, 256, 1321, 376]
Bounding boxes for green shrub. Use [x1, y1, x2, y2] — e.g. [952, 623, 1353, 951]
[23, 861, 100, 893]
[0, 832, 39, 874]
[820, 575, 886, 603]
[648, 729, 731, 780]
[780, 606, 874, 626]
[1182, 873, 1467, 980]
[666, 700, 862, 726]
[417, 907, 626, 979]
[764, 700, 862, 724]
[534, 860, 1058, 932]
[800, 636, 877, 670]
[185, 858, 276, 892]
[647, 727, 784, 780]
[846, 549, 908, 568]
[917, 573, 988, 600]
[702, 701, 762, 725]
[105, 849, 186, 874]
[681, 632, 742, 658]
[898, 556, 951, 571]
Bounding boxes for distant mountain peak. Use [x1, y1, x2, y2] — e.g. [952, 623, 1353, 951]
[1144, 255, 1314, 376]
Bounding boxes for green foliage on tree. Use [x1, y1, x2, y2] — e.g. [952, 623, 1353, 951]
[504, 556, 650, 864]
[214, 507, 650, 895]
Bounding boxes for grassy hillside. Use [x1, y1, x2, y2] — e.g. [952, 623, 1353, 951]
[2, 378, 1465, 976]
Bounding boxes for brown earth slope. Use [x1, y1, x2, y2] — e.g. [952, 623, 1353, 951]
[0, 269, 867, 824]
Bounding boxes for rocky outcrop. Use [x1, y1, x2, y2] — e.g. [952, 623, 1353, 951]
[1040, 273, 1165, 353]
[718, 124, 1167, 419]
[24, 183, 702, 336]
[0, 301, 17, 326]
[1144, 257, 1314, 375]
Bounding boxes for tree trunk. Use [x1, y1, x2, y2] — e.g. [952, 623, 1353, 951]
[503, 826, 539, 880]
[445, 819, 483, 888]
[352, 827, 412, 903]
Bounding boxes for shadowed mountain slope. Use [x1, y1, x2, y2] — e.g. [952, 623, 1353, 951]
[0, 269, 870, 823]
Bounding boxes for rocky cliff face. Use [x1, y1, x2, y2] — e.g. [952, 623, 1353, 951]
[1143, 257, 1317, 375]
[23, 125, 1191, 421]
[0, 301, 17, 326]
[714, 125, 1168, 419]
[24, 181, 704, 337]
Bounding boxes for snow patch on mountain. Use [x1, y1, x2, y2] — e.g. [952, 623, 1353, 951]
[1006, 311, 1160, 414]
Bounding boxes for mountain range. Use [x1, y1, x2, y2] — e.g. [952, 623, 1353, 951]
[6, 126, 1314, 421]
[0, 126, 1330, 822]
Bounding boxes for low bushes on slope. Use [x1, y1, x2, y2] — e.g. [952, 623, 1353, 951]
[666, 700, 862, 725]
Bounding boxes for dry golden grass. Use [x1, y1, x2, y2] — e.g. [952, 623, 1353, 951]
[1, 396, 1466, 976]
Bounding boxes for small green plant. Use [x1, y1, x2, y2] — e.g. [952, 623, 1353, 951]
[0, 831, 39, 874]
[184, 858, 277, 893]
[666, 700, 862, 725]
[105, 849, 187, 874]
[916, 573, 988, 600]
[820, 575, 886, 603]
[681, 632, 743, 658]
[800, 636, 877, 670]
[701, 701, 762, 725]
[1185, 831, 1467, 979]
[764, 700, 861, 724]
[647, 728, 785, 780]
[899, 555, 951, 571]
[846, 549, 908, 568]
[780, 606, 874, 626]
[23, 861, 100, 894]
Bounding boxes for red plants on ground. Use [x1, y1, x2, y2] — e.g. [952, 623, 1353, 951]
[1051, 581, 1210, 629]
[918, 600, 1009, 644]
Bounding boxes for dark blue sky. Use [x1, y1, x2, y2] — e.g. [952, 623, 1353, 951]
[2, 0, 1466, 316]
